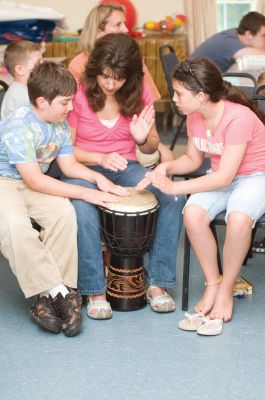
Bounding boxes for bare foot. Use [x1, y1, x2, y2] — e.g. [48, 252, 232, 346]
[209, 290, 234, 322]
[194, 285, 219, 316]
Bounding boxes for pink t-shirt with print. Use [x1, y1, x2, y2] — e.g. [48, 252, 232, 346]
[187, 101, 265, 176]
[68, 81, 153, 161]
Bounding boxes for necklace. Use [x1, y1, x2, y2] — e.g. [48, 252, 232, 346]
[202, 116, 214, 137]
[206, 129, 213, 138]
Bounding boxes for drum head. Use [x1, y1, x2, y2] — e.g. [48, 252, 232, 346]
[103, 188, 158, 213]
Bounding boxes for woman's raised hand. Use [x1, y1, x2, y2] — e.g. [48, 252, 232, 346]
[130, 105, 155, 145]
[99, 152, 128, 171]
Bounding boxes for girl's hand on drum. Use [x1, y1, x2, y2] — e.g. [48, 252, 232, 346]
[99, 153, 128, 171]
[136, 172, 176, 195]
[130, 105, 155, 144]
[135, 174, 150, 190]
[152, 163, 168, 176]
[96, 174, 129, 196]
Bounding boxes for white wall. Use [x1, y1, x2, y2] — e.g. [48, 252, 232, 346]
[14, 0, 184, 32]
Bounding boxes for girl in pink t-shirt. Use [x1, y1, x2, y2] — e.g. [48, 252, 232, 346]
[138, 57, 265, 329]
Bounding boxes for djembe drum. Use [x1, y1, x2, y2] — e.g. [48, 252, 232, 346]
[136, 148, 161, 170]
[99, 188, 160, 311]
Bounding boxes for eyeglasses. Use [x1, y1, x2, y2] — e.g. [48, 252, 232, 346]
[181, 59, 204, 90]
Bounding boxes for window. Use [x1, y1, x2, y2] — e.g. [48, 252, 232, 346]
[217, 0, 251, 31]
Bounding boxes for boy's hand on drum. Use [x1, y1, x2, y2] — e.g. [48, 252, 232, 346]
[99, 152, 128, 171]
[96, 174, 129, 196]
[83, 190, 122, 207]
[130, 105, 155, 144]
[136, 172, 176, 195]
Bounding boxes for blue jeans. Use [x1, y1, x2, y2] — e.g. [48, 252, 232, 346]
[62, 161, 185, 295]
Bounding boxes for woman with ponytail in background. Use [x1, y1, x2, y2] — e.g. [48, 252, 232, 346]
[137, 57, 265, 329]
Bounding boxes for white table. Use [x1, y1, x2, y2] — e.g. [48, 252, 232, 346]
[226, 56, 265, 86]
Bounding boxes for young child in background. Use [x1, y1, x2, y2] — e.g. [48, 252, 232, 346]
[1, 41, 42, 119]
[0, 62, 127, 336]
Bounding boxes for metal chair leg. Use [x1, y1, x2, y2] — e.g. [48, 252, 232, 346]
[182, 225, 223, 311]
[170, 117, 185, 150]
[182, 230, 191, 311]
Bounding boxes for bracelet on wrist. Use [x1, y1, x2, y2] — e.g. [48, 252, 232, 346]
[135, 138, 147, 147]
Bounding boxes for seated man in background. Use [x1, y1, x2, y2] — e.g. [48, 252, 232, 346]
[190, 12, 265, 72]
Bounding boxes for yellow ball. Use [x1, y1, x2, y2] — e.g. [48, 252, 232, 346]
[174, 17, 184, 27]
[144, 21, 156, 30]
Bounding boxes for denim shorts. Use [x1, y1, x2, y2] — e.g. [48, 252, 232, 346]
[183, 172, 265, 226]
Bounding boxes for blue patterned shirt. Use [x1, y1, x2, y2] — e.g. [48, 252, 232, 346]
[0, 104, 73, 180]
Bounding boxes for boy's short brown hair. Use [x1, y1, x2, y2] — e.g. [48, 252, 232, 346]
[28, 61, 77, 106]
[4, 40, 40, 76]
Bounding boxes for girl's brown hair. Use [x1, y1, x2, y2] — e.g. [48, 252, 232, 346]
[173, 57, 265, 123]
[83, 33, 144, 117]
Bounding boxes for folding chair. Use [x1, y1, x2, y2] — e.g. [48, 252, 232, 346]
[0, 80, 9, 92]
[256, 84, 265, 95]
[222, 72, 257, 96]
[182, 212, 265, 311]
[0, 80, 9, 117]
[252, 87, 265, 112]
[159, 44, 186, 150]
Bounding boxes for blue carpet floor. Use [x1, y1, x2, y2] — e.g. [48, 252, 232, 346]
[1, 226, 265, 400]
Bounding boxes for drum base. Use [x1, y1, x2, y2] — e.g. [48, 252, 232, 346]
[106, 255, 147, 311]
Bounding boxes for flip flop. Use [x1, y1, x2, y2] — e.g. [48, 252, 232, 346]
[197, 318, 223, 336]
[178, 312, 208, 331]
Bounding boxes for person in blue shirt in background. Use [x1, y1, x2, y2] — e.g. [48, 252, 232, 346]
[190, 12, 265, 72]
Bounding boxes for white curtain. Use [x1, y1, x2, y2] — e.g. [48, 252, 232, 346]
[252, 0, 265, 13]
[183, 0, 217, 54]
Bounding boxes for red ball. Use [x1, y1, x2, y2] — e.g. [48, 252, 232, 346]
[100, 0, 137, 33]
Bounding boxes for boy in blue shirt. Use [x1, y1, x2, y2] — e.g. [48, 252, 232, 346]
[0, 62, 126, 336]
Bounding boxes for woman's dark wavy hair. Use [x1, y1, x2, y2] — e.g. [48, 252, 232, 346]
[82, 33, 144, 117]
[173, 57, 265, 124]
